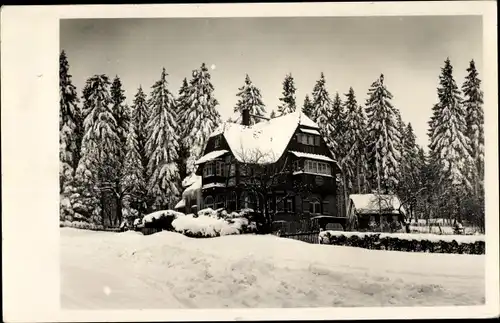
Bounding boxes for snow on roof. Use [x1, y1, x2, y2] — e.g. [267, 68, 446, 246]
[182, 175, 202, 199]
[289, 151, 336, 163]
[194, 150, 229, 165]
[299, 128, 321, 135]
[349, 194, 405, 215]
[174, 199, 185, 209]
[209, 110, 318, 164]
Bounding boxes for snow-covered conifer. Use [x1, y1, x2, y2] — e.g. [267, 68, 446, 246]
[311, 73, 331, 122]
[342, 87, 368, 193]
[59, 50, 82, 194]
[365, 74, 401, 193]
[131, 86, 149, 174]
[121, 121, 146, 213]
[234, 74, 266, 125]
[302, 94, 314, 119]
[175, 77, 190, 187]
[277, 73, 297, 116]
[462, 59, 484, 194]
[178, 63, 221, 175]
[428, 58, 471, 191]
[145, 68, 180, 210]
[111, 76, 130, 160]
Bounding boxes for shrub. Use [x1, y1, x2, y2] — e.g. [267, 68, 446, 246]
[318, 231, 485, 255]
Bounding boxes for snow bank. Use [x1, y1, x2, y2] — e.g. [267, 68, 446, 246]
[61, 227, 485, 309]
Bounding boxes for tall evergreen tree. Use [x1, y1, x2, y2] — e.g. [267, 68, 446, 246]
[302, 94, 314, 119]
[110, 76, 130, 159]
[398, 123, 421, 217]
[365, 74, 401, 193]
[277, 73, 297, 116]
[462, 59, 484, 195]
[342, 87, 368, 193]
[428, 58, 471, 191]
[131, 86, 149, 175]
[311, 73, 331, 122]
[74, 74, 121, 224]
[330, 92, 346, 159]
[59, 50, 82, 194]
[234, 74, 266, 125]
[121, 121, 146, 215]
[175, 77, 190, 187]
[179, 63, 221, 175]
[145, 68, 180, 210]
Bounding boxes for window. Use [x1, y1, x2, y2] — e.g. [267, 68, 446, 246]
[297, 133, 302, 143]
[307, 135, 314, 145]
[305, 160, 331, 175]
[276, 196, 284, 212]
[228, 192, 237, 211]
[298, 133, 320, 146]
[322, 200, 330, 215]
[285, 198, 294, 213]
[203, 162, 214, 177]
[214, 137, 220, 148]
[310, 198, 321, 214]
[229, 163, 236, 176]
[314, 136, 320, 146]
[216, 161, 224, 176]
[293, 160, 301, 171]
[215, 195, 225, 209]
[204, 196, 214, 209]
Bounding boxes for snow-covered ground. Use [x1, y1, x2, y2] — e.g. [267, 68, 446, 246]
[60, 227, 485, 309]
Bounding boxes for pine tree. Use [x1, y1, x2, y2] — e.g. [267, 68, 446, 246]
[131, 86, 149, 175]
[365, 74, 401, 193]
[277, 73, 297, 116]
[462, 59, 484, 195]
[302, 94, 314, 118]
[428, 58, 471, 190]
[342, 87, 368, 193]
[110, 76, 130, 160]
[121, 121, 146, 215]
[311, 73, 331, 122]
[59, 50, 82, 195]
[234, 74, 266, 125]
[74, 74, 121, 224]
[179, 63, 221, 175]
[145, 68, 181, 210]
[398, 123, 421, 217]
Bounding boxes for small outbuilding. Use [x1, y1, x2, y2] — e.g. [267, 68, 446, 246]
[347, 193, 406, 232]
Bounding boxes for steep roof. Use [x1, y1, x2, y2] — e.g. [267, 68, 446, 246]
[208, 110, 319, 164]
[349, 194, 405, 215]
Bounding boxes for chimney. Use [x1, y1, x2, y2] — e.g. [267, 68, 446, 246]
[241, 108, 250, 126]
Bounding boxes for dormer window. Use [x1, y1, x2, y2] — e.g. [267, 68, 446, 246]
[297, 133, 320, 146]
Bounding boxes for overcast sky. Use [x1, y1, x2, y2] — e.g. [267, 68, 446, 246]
[60, 16, 482, 148]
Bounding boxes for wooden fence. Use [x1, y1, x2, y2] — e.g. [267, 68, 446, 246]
[279, 231, 321, 244]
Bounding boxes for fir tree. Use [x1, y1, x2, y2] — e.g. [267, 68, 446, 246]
[131, 86, 149, 175]
[462, 59, 484, 195]
[342, 87, 368, 193]
[175, 77, 190, 187]
[110, 76, 130, 160]
[59, 50, 82, 194]
[145, 68, 180, 210]
[179, 63, 221, 175]
[75, 74, 121, 224]
[330, 92, 346, 159]
[277, 73, 297, 116]
[398, 123, 421, 217]
[365, 74, 401, 193]
[234, 74, 266, 125]
[311, 73, 331, 122]
[302, 94, 314, 119]
[121, 121, 146, 215]
[428, 58, 471, 191]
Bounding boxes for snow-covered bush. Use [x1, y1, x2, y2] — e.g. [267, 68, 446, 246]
[142, 210, 184, 231]
[172, 212, 251, 238]
[318, 231, 485, 255]
[60, 220, 104, 231]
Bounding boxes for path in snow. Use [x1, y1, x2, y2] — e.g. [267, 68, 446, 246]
[60, 228, 485, 309]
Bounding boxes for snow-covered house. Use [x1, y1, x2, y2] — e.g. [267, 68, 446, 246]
[347, 193, 406, 230]
[183, 108, 346, 229]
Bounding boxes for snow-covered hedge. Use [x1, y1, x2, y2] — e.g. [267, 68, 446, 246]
[318, 230, 485, 255]
[138, 208, 257, 238]
[60, 220, 105, 231]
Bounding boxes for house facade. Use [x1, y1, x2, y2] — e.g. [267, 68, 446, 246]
[347, 193, 406, 231]
[178, 109, 348, 231]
